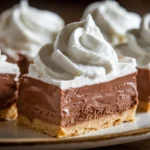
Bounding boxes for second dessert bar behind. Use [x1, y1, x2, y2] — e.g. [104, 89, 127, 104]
[115, 13, 150, 111]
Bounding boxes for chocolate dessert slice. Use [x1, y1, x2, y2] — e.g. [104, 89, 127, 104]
[115, 14, 150, 111]
[137, 69, 150, 111]
[17, 15, 138, 137]
[0, 53, 20, 120]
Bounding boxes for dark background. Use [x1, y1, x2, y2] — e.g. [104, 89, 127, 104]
[0, 0, 149, 24]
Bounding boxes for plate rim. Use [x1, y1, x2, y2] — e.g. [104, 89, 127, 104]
[0, 126, 150, 146]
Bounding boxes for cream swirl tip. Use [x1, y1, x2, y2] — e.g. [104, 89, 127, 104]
[0, 0, 64, 60]
[35, 15, 118, 79]
[116, 13, 150, 68]
[81, 1, 141, 45]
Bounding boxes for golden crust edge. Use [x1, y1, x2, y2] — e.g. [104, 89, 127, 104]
[18, 106, 137, 138]
[0, 103, 18, 120]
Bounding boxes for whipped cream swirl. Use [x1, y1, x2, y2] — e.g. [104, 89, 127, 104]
[0, 52, 20, 80]
[0, 0, 64, 61]
[81, 1, 141, 45]
[116, 13, 150, 69]
[29, 15, 137, 89]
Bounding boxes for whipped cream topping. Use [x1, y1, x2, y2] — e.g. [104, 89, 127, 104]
[0, 52, 20, 81]
[81, 0, 141, 45]
[116, 13, 150, 69]
[29, 15, 137, 89]
[0, 0, 64, 61]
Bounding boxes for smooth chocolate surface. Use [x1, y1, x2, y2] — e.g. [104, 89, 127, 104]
[0, 74, 18, 109]
[17, 73, 138, 127]
[137, 68, 150, 102]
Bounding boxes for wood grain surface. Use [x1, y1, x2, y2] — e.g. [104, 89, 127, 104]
[0, 0, 150, 149]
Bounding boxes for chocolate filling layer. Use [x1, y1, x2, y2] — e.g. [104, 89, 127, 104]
[17, 73, 138, 127]
[137, 68, 150, 102]
[0, 74, 18, 109]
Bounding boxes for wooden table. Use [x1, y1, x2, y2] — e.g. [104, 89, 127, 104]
[0, 0, 150, 149]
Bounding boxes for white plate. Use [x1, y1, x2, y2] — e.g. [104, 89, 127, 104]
[0, 112, 150, 150]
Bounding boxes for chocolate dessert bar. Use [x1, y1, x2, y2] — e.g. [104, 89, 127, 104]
[0, 74, 18, 120]
[137, 69, 150, 111]
[115, 14, 150, 111]
[17, 15, 138, 137]
[0, 54, 20, 120]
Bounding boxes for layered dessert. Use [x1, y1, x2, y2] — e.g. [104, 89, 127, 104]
[116, 14, 150, 111]
[0, 52, 20, 120]
[0, 0, 64, 73]
[17, 15, 138, 138]
[81, 0, 141, 45]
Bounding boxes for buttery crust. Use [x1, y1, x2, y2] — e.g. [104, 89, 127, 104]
[18, 106, 137, 138]
[0, 104, 18, 120]
[138, 101, 150, 112]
